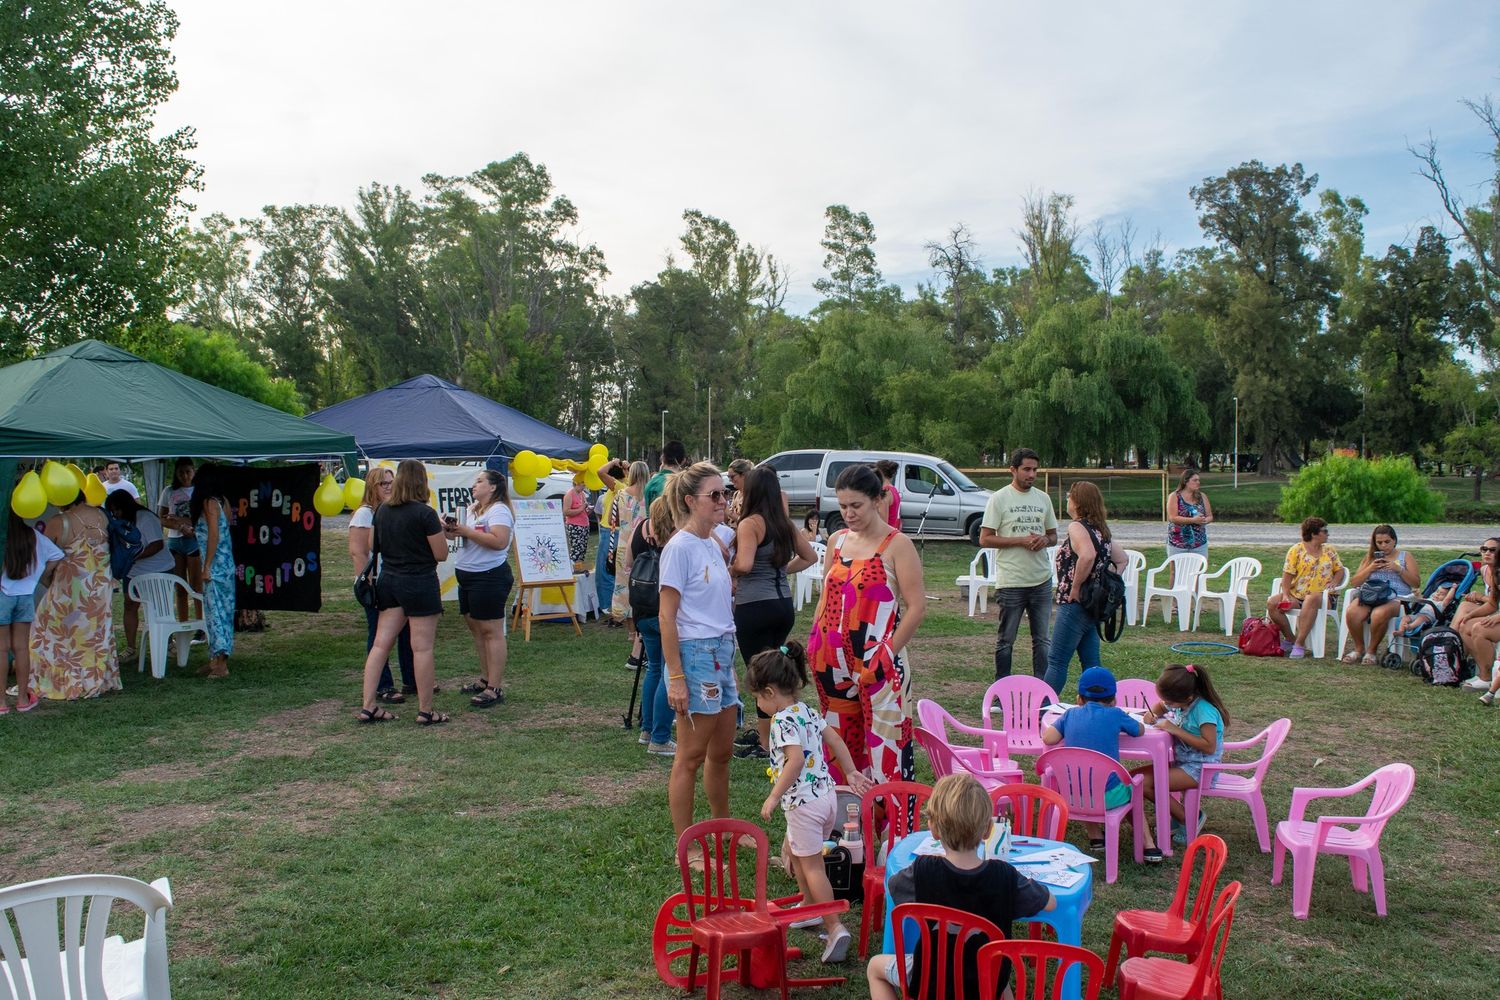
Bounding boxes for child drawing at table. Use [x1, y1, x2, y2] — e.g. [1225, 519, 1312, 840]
[1041, 666, 1144, 853]
[1135, 662, 1228, 862]
[867, 773, 1055, 1000]
[750, 641, 870, 964]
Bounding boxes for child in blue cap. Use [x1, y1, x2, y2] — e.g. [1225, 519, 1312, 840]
[1041, 666, 1144, 853]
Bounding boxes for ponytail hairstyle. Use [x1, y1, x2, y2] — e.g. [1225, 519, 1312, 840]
[834, 463, 883, 501]
[1156, 663, 1230, 729]
[4, 511, 38, 583]
[873, 459, 899, 484]
[745, 639, 811, 696]
[648, 495, 675, 546]
[473, 469, 509, 516]
[666, 461, 721, 526]
[1368, 524, 1396, 561]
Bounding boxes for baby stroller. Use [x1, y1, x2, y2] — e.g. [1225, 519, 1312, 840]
[1380, 557, 1479, 670]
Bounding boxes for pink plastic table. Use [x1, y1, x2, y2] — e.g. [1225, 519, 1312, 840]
[1041, 703, 1177, 857]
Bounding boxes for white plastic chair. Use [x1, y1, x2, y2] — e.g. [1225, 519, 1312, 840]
[1336, 585, 1406, 662]
[126, 573, 206, 679]
[1140, 553, 1208, 631]
[1121, 549, 1146, 626]
[1193, 557, 1264, 635]
[0, 873, 173, 999]
[955, 548, 999, 617]
[1271, 568, 1350, 658]
[794, 542, 827, 611]
[1046, 545, 1059, 587]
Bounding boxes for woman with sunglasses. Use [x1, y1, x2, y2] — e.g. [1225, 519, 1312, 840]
[1266, 516, 1344, 658]
[349, 466, 416, 703]
[1461, 538, 1500, 698]
[661, 462, 739, 850]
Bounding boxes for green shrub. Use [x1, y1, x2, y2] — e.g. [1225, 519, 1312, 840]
[1277, 455, 1444, 524]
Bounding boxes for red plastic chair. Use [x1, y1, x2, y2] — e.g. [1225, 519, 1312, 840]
[1271, 762, 1415, 919]
[981, 675, 1059, 760]
[674, 818, 847, 999]
[1103, 834, 1228, 984]
[1117, 881, 1241, 1000]
[977, 938, 1106, 1000]
[1114, 678, 1158, 711]
[989, 783, 1069, 840]
[889, 901, 1005, 1000]
[916, 698, 1014, 773]
[1180, 718, 1291, 853]
[857, 780, 933, 959]
[1034, 747, 1146, 883]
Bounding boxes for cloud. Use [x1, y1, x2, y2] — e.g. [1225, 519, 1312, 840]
[163, 0, 1500, 309]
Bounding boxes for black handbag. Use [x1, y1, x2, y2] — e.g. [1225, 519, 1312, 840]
[353, 509, 381, 609]
[1077, 527, 1127, 642]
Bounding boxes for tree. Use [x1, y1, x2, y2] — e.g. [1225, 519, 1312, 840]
[0, 0, 201, 357]
[123, 322, 303, 414]
[924, 223, 980, 351]
[246, 204, 339, 403]
[177, 213, 259, 336]
[813, 205, 881, 306]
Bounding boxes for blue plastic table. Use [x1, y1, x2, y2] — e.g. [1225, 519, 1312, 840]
[880, 830, 1094, 1000]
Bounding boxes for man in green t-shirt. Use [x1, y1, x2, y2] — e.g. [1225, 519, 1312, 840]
[643, 439, 687, 512]
[978, 448, 1058, 679]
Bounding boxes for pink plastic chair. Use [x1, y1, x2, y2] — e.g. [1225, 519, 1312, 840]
[1034, 747, 1146, 883]
[981, 676, 1058, 760]
[1114, 678, 1157, 712]
[1181, 718, 1292, 853]
[916, 699, 1015, 774]
[1271, 762, 1415, 919]
[914, 726, 1026, 789]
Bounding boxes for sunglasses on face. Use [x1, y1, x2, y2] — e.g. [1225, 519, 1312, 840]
[694, 490, 727, 503]
[1482, 546, 1499, 554]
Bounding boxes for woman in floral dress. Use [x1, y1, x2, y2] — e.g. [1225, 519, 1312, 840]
[807, 464, 926, 785]
[32, 496, 119, 699]
[193, 468, 235, 678]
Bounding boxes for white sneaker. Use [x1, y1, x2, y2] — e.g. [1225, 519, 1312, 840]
[1462, 677, 1489, 690]
[1480, 691, 1495, 706]
[638, 730, 649, 744]
[647, 740, 677, 756]
[820, 926, 851, 963]
[788, 913, 824, 929]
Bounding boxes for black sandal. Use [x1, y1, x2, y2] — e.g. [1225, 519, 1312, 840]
[459, 678, 489, 694]
[376, 689, 405, 704]
[470, 687, 505, 709]
[356, 707, 397, 724]
[416, 710, 451, 726]
[1143, 848, 1164, 864]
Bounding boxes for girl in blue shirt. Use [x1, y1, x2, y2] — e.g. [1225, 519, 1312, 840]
[1136, 663, 1229, 862]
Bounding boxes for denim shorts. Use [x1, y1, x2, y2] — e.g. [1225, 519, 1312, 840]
[0, 593, 36, 625]
[168, 536, 200, 556]
[1177, 759, 1206, 783]
[679, 633, 739, 716]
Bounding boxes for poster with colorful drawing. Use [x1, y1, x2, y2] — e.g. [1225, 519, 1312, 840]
[511, 498, 573, 584]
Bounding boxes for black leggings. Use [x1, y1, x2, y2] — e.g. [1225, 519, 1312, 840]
[735, 597, 796, 719]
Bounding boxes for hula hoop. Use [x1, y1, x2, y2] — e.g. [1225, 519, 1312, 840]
[1168, 641, 1238, 656]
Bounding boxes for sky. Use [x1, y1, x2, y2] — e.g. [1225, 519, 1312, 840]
[161, 1, 1500, 314]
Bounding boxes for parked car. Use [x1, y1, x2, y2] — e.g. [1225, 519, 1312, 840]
[814, 450, 992, 544]
[760, 449, 829, 507]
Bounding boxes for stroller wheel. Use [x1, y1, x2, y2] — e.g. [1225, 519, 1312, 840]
[1381, 651, 1403, 671]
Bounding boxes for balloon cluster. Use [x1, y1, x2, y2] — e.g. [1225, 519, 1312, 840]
[507, 443, 610, 497]
[10, 461, 99, 519]
[310, 473, 372, 517]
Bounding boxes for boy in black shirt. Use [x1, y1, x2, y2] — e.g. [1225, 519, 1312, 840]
[867, 774, 1055, 1000]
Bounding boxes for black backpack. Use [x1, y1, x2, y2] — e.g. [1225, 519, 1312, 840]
[628, 541, 663, 619]
[106, 512, 144, 580]
[1412, 627, 1470, 686]
[1077, 528, 1127, 642]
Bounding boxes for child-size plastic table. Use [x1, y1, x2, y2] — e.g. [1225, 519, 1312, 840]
[1041, 702, 1178, 857]
[881, 831, 1094, 1000]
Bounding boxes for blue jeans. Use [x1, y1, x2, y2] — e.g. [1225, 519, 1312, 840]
[637, 617, 672, 744]
[1044, 601, 1100, 694]
[365, 602, 415, 693]
[994, 581, 1054, 679]
[594, 527, 616, 612]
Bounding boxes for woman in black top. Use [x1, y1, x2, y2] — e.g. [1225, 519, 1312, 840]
[357, 460, 449, 725]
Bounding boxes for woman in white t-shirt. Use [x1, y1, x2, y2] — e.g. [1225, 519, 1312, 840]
[445, 469, 515, 709]
[156, 458, 200, 622]
[2, 511, 65, 712]
[349, 467, 415, 703]
[660, 462, 738, 850]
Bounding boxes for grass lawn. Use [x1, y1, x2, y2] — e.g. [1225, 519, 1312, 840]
[3, 533, 1498, 998]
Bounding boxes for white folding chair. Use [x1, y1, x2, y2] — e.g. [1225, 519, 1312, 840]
[1271, 568, 1350, 658]
[955, 548, 999, 617]
[126, 573, 206, 679]
[0, 873, 173, 1000]
[1121, 549, 1146, 626]
[1193, 557, 1264, 635]
[1140, 553, 1208, 631]
[1336, 585, 1406, 661]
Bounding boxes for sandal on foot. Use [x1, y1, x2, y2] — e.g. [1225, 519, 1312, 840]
[458, 678, 489, 694]
[416, 710, 450, 726]
[1143, 847, 1164, 864]
[470, 687, 505, 709]
[377, 689, 406, 704]
[1361, 654, 1377, 665]
[1340, 651, 1360, 664]
[356, 707, 397, 724]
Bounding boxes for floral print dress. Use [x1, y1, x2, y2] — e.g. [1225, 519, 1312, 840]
[611, 490, 645, 619]
[199, 501, 236, 658]
[32, 509, 120, 699]
[808, 529, 913, 785]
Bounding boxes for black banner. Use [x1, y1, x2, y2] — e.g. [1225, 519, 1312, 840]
[207, 464, 323, 612]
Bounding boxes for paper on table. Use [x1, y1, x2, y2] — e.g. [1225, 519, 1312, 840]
[913, 836, 945, 857]
[1025, 865, 1087, 889]
[1010, 847, 1098, 867]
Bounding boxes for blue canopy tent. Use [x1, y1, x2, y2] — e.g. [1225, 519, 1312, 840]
[306, 375, 590, 462]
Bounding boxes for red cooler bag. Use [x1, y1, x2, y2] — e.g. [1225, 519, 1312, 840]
[1238, 616, 1285, 657]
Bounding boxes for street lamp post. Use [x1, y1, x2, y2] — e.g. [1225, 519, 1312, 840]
[1233, 396, 1239, 490]
[660, 409, 668, 451]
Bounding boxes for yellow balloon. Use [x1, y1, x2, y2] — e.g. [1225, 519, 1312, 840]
[514, 450, 537, 477]
[342, 477, 366, 510]
[11, 471, 47, 519]
[41, 460, 80, 506]
[589, 443, 608, 463]
[512, 475, 538, 497]
[531, 454, 553, 478]
[314, 473, 346, 517]
[67, 463, 87, 490]
[84, 473, 107, 506]
[584, 470, 604, 491]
